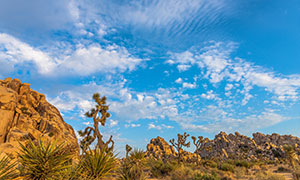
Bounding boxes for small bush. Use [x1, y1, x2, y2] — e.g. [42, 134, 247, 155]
[235, 160, 250, 168]
[167, 165, 194, 180]
[276, 166, 290, 172]
[293, 169, 300, 180]
[219, 163, 235, 173]
[254, 172, 286, 180]
[80, 147, 118, 180]
[202, 160, 217, 168]
[149, 159, 177, 178]
[193, 172, 221, 180]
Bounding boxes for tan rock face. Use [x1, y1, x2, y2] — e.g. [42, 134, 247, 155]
[195, 131, 300, 160]
[0, 78, 79, 157]
[146, 136, 201, 163]
[146, 136, 176, 160]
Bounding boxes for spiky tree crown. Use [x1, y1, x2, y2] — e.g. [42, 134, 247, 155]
[78, 93, 114, 153]
[191, 136, 204, 150]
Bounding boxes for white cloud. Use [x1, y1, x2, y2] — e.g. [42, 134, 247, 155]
[148, 123, 161, 130]
[0, 33, 143, 76]
[109, 119, 118, 127]
[0, 33, 56, 74]
[148, 123, 174, 131]
[175, 78, 183, 84]
[182, 82, 196, 89]
[125, 123, 141, 128]
[168, 41, 300, 102]
[200, 90, 219, 100]
[181, 109, 289, 134]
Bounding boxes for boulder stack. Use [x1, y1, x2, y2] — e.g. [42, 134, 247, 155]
[0, 78, 79, 157]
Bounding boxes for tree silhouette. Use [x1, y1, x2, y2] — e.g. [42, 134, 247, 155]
[191, 136, 204, 152]
[126, 144, 132, 159]
[170, 132, 190, 163]
[78, 93, 114, 153]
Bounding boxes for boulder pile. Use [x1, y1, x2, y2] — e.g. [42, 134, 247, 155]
[196, 132, 300, 160]
[0, 78, 79, 157]
[146, 132, 300, 161]
[146, 136, 201, 163]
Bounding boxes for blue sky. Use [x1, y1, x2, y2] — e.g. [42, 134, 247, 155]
[0, 0, 300, 154]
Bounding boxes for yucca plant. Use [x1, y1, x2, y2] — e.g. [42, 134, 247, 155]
[0, 155, 18, 180]
[18, 139, 73, 180]
[118, 149, 146, 180]
[80, 147, 118, 179]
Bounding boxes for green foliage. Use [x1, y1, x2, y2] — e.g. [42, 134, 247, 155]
[80, 147, 118, 180]
[18, 139, 73, 180]
[148, 159, 178, 178]
[0, 155, 18, 180]
[235, 160, 250, 168]
[167, 165, 194, 180]
[276, 166, 290, 172]
[202, 160, 217, 168]
[283, 145, 299, 169]
[218, 163, 234, 173]
[118, 149, 146, 180]
[254, 172, 286, 180]
[293, 169, 300, 180]
[193, 172, 221, 180]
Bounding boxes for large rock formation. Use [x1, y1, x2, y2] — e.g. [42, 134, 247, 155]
[146, 136, 201, 163]
[0, 78, 79, 157]
[146, 132, 300, 161]
[196, 132, 300, 160]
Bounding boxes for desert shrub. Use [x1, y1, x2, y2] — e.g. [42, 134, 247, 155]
[235, 160, 250, 168]
[118, 161, 145, 180]
[0, 155, 18, 180]
[118, 149, 146, 180]
[254, 172, 286, 180]
[234, 166, 247, 179]
[202, 160, 217, 168]
[293, 169, 300, 180]
[167, 165, 194, 180]
[18, 139, 73, 180]
[276, 166, 290, 172]
[193, 172, 221, 180]
[80, 147, 118, 180]
[149, 159, 177, 178]
[219, 163, 235, 173]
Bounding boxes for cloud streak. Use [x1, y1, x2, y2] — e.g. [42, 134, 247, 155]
[0, 33, 143, 76]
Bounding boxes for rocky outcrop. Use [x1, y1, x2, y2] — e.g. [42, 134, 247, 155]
[0, 78, 79, 157]
[146, 136, 201, 163]
[146, 136, 176, 160]
[146, 132, 300, 161]
[196, 132, 300, 160]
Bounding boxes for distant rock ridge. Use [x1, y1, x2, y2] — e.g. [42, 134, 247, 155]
[0, 77, 79, 157]
[146, 132, 300, 161]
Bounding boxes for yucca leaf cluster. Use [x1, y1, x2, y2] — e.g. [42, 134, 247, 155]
[0, 155, 18, 180]
[18, 139, 72, 180]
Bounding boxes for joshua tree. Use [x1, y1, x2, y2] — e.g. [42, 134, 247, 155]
[78, 93, 114, 153]
[283, 145, 299, 169]
[170, 132, 190, 163]
[126, 144, 132, 159]
[191, 136, 204, 151]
